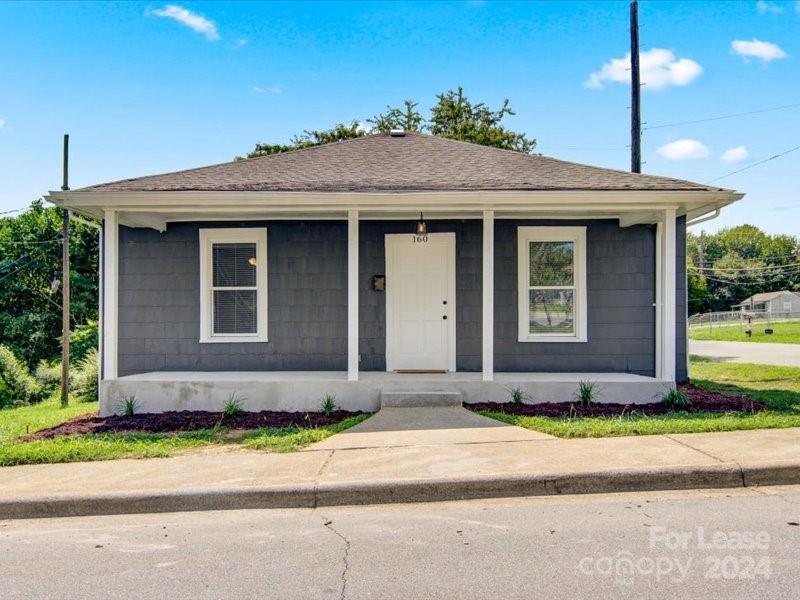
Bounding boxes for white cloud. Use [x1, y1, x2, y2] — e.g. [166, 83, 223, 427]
[757, 0, 783, 14]
[657, 139, 710, 160]
[721, 146, 749, 163]
[585, 48, 702, 91]
[234, 38, 248, 48]
[0, 118, 5, 128]
[731, 39, 787, 62]
[150, 5, 219, 41]
[253, 85, 281, 95]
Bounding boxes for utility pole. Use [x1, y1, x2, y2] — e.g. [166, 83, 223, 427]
[630, 0, 642, 173]
[698, 230, 706, 270]
[60, 134, 70, 407]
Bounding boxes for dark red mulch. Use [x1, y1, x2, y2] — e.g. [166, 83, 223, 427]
[20, 410, 365, 442]
[467, 385, 765, 418]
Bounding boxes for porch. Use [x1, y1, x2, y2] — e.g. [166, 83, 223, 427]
[99, 370, 671, 416]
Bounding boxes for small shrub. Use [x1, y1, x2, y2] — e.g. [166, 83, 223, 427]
[116, 395, 139, 417]
[574, 380, 598, 407]
[0, 345, 46, 408]
[223, 392, 245, 417]
[34, 360, 62, 390]
[320, 393, 338, 417]
[507, 386, 528, 404]
[72, 348, 99, 403]
[660, 387, 690, 410]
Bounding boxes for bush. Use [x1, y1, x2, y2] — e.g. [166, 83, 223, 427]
[34, 359, 62, 391]
[574, 381, 599, 407]
[0, 345, 46, 407]
[72, 347, 99, 403]
[69, 321, 98, 364]
[661, 387, 690, 410]
[223, 392, 245, 417]
[116, 395, 139, 416]
[320, 393, 338, 416]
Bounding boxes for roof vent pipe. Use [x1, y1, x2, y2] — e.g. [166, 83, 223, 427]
[389, 127, 406, 137]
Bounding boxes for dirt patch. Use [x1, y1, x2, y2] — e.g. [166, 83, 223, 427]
[467, 385, 765, 418]
[20, 410, 366, 441]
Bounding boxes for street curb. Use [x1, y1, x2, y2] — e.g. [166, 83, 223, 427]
[1, 461, 798, 520]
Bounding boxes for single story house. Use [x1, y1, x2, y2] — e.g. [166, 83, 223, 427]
[48, 132, 742, 415]
[732, 291, 800, 314]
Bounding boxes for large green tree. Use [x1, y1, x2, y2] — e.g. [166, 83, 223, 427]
[242, 87, 536, 159]
[0, 201, 99, 366]
[687, 225, 800, 313]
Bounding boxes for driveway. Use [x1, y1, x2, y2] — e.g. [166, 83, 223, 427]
[689, 339, 800, 367]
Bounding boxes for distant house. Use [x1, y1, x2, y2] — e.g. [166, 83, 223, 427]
[733, 291, 800, 314]
[48, 132, 742, 415]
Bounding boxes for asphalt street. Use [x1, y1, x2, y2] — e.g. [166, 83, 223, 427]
[2, 486, 798, 599]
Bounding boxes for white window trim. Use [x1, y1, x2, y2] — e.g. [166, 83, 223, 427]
[199, 227, 268, 343]
[517, 226, 587, 343]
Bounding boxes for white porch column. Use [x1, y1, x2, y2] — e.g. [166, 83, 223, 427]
[660, 208, 677, 381]
[482, 210, 494, 381]
[347, 210, 359, 381]
[102, 210, 118, 380]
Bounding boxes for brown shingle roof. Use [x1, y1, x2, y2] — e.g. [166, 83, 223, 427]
[81, 132, 726, 193]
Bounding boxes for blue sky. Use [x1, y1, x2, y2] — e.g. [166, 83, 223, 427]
[0, 0, 797, 233]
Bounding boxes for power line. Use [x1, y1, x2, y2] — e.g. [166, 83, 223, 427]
[0, 238, 62, 246]
[690, 262, 800, 273]
[707, 144, 800, 183]
[645, 101, 800, 130]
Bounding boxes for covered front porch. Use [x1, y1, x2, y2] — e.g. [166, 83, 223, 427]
[100, 370, 670, 416]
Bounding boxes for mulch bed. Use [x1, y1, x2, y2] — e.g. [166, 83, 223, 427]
[20, 410, 365, 442]
[467, 385, 765, 418]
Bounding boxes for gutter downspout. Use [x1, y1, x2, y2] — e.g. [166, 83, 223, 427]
[686, 208, 720, 228]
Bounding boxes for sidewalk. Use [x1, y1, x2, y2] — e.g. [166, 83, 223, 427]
[1, 408, 799, 520]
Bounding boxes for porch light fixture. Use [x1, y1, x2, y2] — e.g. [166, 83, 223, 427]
[416, 212, 427, 237]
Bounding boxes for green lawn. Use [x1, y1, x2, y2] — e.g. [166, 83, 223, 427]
[0, 399, 370, 467]
[688, 320, 800, 344]
[479, 359, 800, 438]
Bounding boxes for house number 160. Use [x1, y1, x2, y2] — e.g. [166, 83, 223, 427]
[412, 235, 429, 243]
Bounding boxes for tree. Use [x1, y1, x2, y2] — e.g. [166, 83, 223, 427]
[0, 201, 98, 367]
[241, 87, 536, 159]
[686, 224, 799, 313]
[428, 87, 536, 153]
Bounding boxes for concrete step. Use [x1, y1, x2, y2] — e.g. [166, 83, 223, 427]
[380, 391, 463, 408]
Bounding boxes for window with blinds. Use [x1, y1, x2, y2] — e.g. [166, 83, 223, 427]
[199, 229, 267, 343]
[212, 243, 258, 335]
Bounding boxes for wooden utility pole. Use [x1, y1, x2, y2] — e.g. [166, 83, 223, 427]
[630, 0, 642, 173]
[60, 134, 70, 407]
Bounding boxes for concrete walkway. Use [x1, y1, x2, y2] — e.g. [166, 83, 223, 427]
[0, 410, 798, 519]
[689, 339, 800, 367]
[310, 406, 553, 450]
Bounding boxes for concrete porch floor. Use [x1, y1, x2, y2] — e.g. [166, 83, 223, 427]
[100, 370, 672, 416]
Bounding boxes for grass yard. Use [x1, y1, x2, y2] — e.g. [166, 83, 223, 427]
[688, 319, 800, 344]
[479, 359, 800, 438]
[0, 399, 370, 467]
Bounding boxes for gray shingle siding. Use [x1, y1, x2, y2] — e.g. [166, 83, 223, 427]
[494, 219, 657, 376]
[117, 218, 687, 380]
[118, 221, 348, 376]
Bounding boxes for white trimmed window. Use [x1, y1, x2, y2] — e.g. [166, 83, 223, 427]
[517, 226, 587, 342]
[199, 228, 268, 343]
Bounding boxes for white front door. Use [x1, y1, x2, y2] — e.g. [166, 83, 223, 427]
[385, 232, 456, 372]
